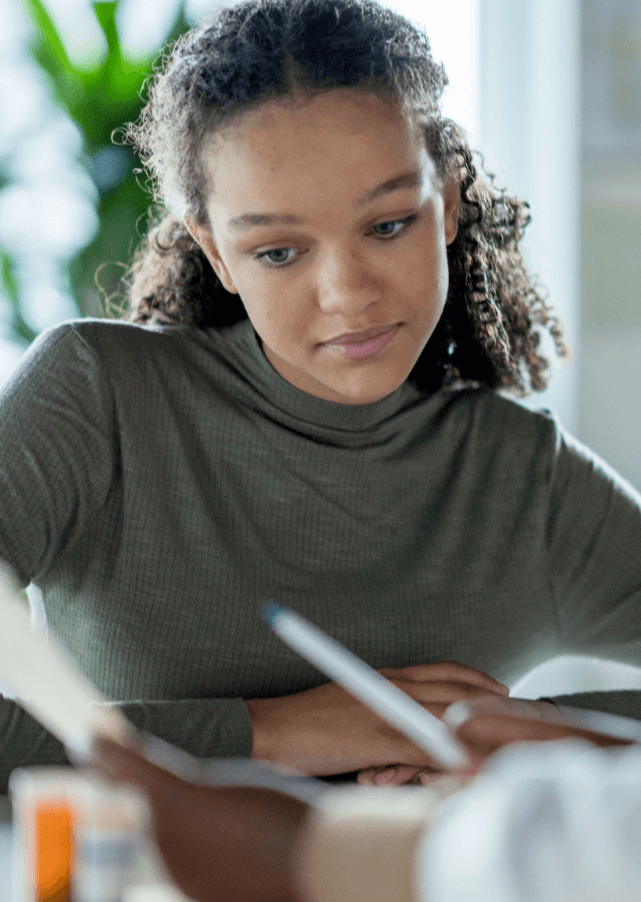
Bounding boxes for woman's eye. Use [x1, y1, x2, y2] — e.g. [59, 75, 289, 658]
[372, 216, 415, 238]
[255, 247, 297, 267]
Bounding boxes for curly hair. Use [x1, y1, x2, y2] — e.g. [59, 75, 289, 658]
[122, 0, 567, 394]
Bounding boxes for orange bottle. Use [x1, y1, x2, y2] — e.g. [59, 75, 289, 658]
[10, 769, 78, 902]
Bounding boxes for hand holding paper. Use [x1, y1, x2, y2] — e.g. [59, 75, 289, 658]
[0, 566, 133, 762]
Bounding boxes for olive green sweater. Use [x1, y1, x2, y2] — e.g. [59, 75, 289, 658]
[0, 318, 640, 790]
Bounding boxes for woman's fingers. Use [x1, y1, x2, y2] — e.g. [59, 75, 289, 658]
[387, 678, 508, 714]
[454, 714, 634, 758]
[357, 765, 428, 786]
[378, 661, 511, 719]
[380, 661, 509, 695]
[248, 661, 512, 776]
[247, 685, 440, 775]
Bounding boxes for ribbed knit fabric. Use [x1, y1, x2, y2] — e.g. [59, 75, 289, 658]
[0, 318, 640, 791]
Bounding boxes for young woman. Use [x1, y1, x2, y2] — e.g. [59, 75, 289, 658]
[0, 0, 640, 791]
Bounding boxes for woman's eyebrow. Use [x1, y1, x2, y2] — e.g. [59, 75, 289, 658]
[356, 169, 423, 206]
[227, 212, 303, 232]
[226, 169, 423, 232]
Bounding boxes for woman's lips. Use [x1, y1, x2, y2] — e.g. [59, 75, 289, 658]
[324, 325, 399, 360]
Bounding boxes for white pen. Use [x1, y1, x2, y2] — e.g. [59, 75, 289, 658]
[444, 695, 641, 746]
[263, 602, 469, 771]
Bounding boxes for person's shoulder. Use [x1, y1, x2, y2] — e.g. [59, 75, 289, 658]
[5, 319, 108, 386]
[26, 317, 154, 358]
[4, 320, 201, 401]
[437, 385, 559, 440]
[60, 317, 187, 351]
[424, 387, 567, 484]
[33, 317, 207, 368]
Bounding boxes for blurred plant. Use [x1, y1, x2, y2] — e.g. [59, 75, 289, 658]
[0, 0, 191, 348]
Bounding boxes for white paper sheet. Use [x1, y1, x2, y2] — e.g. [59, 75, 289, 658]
[0, 566, 132, 761]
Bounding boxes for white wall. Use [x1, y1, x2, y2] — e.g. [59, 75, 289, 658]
[397, 1, 584, 434]
[478, 0, 582, 432]
[476, 0, 641, 697]
[578, 1, 641, 492]
[391, 0, 480, 146]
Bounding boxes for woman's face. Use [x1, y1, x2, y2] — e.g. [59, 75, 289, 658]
[188, 90, 459, 404]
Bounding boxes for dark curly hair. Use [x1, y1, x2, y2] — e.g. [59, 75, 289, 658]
[122, 0, 568, 394]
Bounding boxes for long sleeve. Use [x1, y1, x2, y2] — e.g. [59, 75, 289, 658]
[544, 428, 641, 716]
[0, 325, 116, 585]
[0, 695, 252, 792]
[0, 324, 255, 788]
[3, 318, 641, 787]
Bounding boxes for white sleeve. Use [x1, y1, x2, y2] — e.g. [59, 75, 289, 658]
[298, 779, 466, 902]
[416, 740, 641, 902]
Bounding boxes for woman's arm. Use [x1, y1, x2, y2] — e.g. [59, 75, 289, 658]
[93, 736, 309, 902]
[0, 325, 116, 586]
[246, 661, 509, 775]
[91, 716, 641, 902]
[546, 429, 641, 715]
[0, 652, 511, 792]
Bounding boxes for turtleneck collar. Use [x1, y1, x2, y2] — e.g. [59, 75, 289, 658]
[209, 319, 428, 434]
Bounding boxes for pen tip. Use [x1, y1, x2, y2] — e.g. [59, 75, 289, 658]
[262, 601, 284, 626]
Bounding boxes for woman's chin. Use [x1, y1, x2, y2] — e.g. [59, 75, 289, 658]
[313, 371, 408, 405]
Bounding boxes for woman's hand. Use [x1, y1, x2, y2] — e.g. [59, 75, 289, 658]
[357, 697, 635, 785]
[357, 764, 437, 786]
[91, 713, 634, 902]
[91, 737, 308, 902]
[453, 709, 634, 758]
[245, 660, 509, 776]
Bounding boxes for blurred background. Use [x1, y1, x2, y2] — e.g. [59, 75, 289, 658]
[1, 0, 640, 698]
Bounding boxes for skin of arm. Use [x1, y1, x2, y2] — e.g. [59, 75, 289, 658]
[93, 737, 308, 902]
[245, 660, 510, 775]
[91, 715, 632, 902]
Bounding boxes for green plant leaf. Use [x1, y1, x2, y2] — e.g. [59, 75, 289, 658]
[22, 0, 72, 76]
[93, 2, 121, 63]
[0, 253, 37, 345]
[3, 0, 192, 348]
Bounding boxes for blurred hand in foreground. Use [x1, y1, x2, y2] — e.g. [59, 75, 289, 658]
[91, 711, 633, 902]
[91, 736, 308, 902]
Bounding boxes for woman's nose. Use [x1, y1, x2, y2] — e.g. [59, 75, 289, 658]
[315, 247, 381, 315]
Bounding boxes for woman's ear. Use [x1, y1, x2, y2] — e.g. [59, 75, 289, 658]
[184, 216, 240, 295]
[442, 176, 461, 246]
